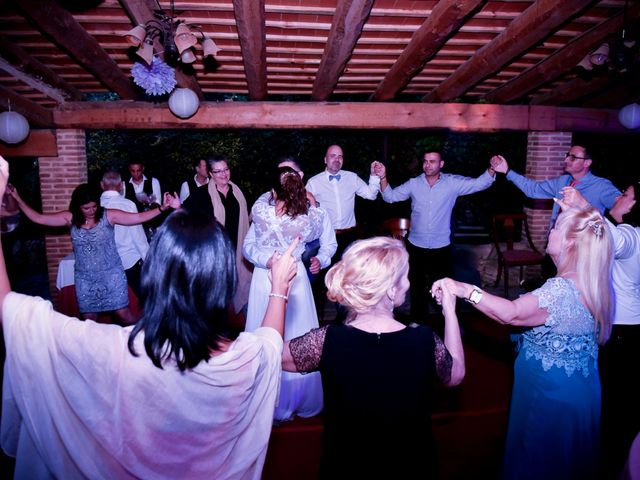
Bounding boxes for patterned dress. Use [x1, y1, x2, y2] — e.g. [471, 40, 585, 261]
[503, 277, 601, 479]
[243, 200, 327, 421]
[71, 215, 128, 314]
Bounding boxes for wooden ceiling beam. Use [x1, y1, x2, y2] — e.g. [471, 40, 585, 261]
[312, 0, 375, 101]
[370, 0, 484, 101]
[13, 0, 137, 99]
[0, 35, 81, 101]
[484, 3, 640, 104]
[0, 84, 53, 126]
[119, 0, 203, 99]
[530, 75, 611, 106]
[52, 101, 626, 133]
[232, 0, 267, 100]
[582, 78, 640, 109]
[0, 129, 57, 157]
[423, 0, 598, 103]
[0, 56, 69, 105]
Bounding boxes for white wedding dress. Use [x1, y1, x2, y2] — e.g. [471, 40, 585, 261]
[243, 197, 326, 421]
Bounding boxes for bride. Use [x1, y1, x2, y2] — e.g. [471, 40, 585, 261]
[244, 166, 336, 422]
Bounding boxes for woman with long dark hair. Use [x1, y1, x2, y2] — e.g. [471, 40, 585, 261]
[243, 166, 332, 422]
[0, 155, 299, 479]
[8, 182, 179, 324]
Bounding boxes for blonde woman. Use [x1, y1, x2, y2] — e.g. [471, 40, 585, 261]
[282, 236, 465, 478]
[432, 206, 613, 479]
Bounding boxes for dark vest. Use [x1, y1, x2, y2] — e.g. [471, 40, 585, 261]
[125, 178, 153, 212]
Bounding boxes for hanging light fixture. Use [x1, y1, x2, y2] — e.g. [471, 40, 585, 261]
[0, 102, 29, 144]
[122, 0, 221, 67]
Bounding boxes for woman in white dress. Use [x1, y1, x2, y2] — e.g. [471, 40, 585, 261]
[244, 166, 334, 422]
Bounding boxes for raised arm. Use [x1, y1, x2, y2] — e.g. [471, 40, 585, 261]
[437, 281, 465, 386]
[8, 184, 71, 227]
[0, 156, 12, 320]
[431, 277, 547, 328]
[107, 192, 180, 226]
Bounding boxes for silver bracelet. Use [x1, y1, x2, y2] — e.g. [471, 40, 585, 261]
[268, 293, 288, 301]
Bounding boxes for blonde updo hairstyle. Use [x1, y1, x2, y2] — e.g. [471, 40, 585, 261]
[325, 236, 408, 319]
[554, 206, 613, 345]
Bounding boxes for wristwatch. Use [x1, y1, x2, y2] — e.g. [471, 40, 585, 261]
[466, 287, 483, 305]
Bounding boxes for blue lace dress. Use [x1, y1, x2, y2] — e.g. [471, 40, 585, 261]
[71, 216, 128, 314]
[503, 277, 601, 479]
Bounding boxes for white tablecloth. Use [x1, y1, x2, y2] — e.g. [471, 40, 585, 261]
[55, 253, 75, 289]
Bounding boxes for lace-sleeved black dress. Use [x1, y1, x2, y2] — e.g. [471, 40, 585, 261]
[289, 323, 453, 479]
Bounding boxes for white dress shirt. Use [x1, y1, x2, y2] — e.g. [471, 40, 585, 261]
[606, 219, 640, 326]
[100, 191, 149, 269]
[305, 170, 380, 230]
[123, 175, 162, 204]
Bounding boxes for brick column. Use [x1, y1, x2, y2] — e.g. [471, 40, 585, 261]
[39, 129, 87, 306]
[523, 131, 572, 251]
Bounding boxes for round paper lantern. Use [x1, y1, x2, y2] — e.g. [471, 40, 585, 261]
[0, 111, 30, 144]
[168, 88, 199, 119]
[618, 103, 640, 129]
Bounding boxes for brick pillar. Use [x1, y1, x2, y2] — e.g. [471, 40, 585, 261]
[523, 131, 572, 251]
[39, 129, 87, 307]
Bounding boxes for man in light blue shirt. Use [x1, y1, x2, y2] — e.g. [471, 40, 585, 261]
[491, 145, 620, 228]
[379, 151, 496, 320]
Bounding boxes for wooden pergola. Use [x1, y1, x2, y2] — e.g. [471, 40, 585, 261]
[0, 0, 639, 300]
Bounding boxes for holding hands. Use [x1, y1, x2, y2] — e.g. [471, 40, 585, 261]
[161, 192, 181, 211]
[490, 155, 509, 174]
[371, 161, 386, 179]
[431, 278, 462, 312]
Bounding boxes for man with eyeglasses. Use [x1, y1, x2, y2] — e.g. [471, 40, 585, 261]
[491, 145, 620, 227]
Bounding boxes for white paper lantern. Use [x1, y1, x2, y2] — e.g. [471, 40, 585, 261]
[168, 88, 199, 119]
[618, 103, 640, 129]
[0, 111, 30, 144]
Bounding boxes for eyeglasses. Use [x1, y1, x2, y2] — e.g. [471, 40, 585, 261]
[328, 154, 343, 159]
[565, 152, 586, 161]
[211, 168, 230, 174]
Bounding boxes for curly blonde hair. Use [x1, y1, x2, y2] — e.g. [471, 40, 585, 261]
[325, 237, 408, 317]
[554, 207, 613, 344]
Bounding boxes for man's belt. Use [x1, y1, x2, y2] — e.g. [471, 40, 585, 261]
[335, 226, 356, 235]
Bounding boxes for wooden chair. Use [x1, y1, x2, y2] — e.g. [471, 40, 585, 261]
[491, 213, 545, 297]
[381, 217, 410, 239]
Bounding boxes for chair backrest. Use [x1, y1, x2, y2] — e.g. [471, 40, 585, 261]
[491, 213, 541, 254]
[382, 217, 410, 239]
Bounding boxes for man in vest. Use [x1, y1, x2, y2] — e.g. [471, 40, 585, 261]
[179, 158, 209, 202]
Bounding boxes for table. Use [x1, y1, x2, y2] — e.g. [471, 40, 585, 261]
[56, 253, 142, 321]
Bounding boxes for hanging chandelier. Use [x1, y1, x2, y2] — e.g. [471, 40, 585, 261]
[122, 0, 220, 66]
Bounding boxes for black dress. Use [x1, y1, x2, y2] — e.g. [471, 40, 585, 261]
[289, 323, 452, 479]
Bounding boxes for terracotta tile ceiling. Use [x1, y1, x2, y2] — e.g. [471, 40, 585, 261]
[0, 0, 638, 122]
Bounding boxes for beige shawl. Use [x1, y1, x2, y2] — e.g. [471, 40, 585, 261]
[208, 180, 253, 313]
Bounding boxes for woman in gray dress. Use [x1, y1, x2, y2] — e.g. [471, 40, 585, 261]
[9, 183, 179, 324]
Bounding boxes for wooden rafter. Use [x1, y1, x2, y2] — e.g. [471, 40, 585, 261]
[52, 101, 625, 133]
[0, 84, 53, 126]
[530, 75, 611, 106]
[484, 3, 640, 104]
[0, 35, 81, 101]
[371, 0, 484, 102]
[13, 0, 137, 100]
[119, 0, 203, 99]
[312, 0, 374, 101]
[423, 0, 597, 103]
[232, 0, 267, 100]
[582, 78, 640, 108]
[0, 56, 69, 105]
